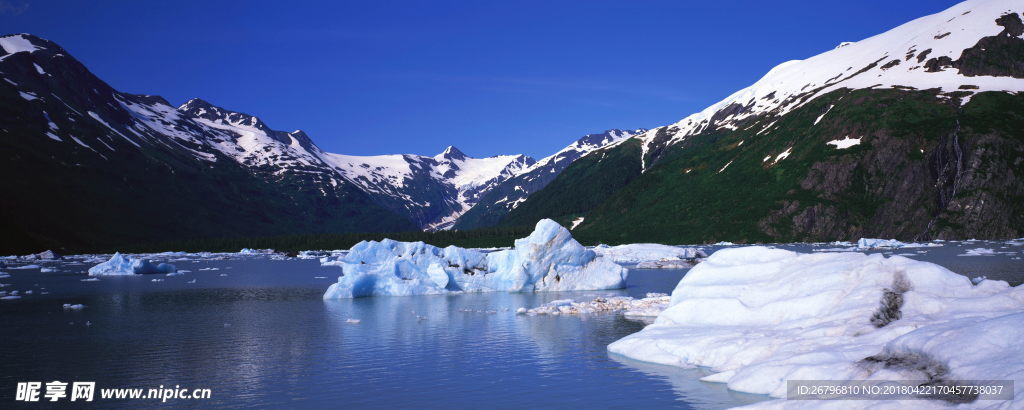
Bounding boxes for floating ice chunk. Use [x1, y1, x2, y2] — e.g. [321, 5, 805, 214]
[593, 243, 706, 264]
[856, 238, 941, 249]
[80, 278, 100, 282]
[239, 248, 274, 255]
[324, 219, 626, 298]
[520, 293, 670, 318]
[88, 253, 176, 275]
[714, 241, 735, 246]
[608, 246, 1024, 403]
[635, 259, 698, 269]
[345, 319, 361, 324]
[9, 264, 41, 269]
[39, 267, 56, 273]
[62, 303, 86, 310]
[1, 295, 21, 300]
[960, 247, 995, 256]
[24, 250, 61, 260]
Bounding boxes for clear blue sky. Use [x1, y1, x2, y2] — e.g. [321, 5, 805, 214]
[2, 0, 961, 158]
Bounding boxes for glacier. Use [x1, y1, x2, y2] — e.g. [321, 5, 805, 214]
[88, 252, 177, 276]
[323, 219, 627, 298]
[608, 246, 1024, 408]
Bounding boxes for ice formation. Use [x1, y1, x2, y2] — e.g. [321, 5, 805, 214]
[518, 293, 670, 318]
[87, 252, 177, 276]
[608, 246, 1024, 407]
[593, 243, 706, 264]
[323, 219, 627, 298]
[856, 238, 940, 249]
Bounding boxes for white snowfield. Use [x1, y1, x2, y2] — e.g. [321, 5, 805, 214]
[323, 219, 627, 298]
[88, 252, 177, 276]
[608, 246, 1024, 409]
[593, 243, 707, 264]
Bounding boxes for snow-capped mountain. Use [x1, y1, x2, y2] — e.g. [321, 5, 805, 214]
[453, 129, 645, 230]
[0, 32, 623, 250]
[175, 96, 538, 229]
[322, 146, 535, 230]
[0, 33, 419, 252]
[626, 0, 1024, 171]
[503, 0, 1024, 242]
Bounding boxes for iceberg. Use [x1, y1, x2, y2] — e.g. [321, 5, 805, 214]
[323, 219, 627, 298]
[608, 246, 1024, 407]
[88, 252, 177, 276]
[593, 243, 706, 264]
[856, 238, 941, 249]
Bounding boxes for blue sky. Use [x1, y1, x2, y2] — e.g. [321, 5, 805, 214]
[2, 0, 961, 158]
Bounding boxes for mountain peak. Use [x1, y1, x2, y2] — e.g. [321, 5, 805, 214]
[436, 145, 468, 161]
[0, 33, 57, 56]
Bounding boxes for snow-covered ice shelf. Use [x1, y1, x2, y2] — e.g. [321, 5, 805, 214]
[608, 246, 1024, 408]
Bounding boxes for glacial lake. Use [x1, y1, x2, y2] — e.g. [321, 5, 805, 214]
[0, 241, 1020, 408]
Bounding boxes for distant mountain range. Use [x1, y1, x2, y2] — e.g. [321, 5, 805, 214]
[0, 33, 636, 251]
[2, 0, 1022, 252]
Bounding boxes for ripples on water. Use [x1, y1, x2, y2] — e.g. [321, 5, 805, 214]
[0, 241, 1019, 408]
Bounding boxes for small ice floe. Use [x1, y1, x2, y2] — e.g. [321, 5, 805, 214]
[971, 276, 988, 284]
[85, 321, 91, 327]
[88, 253, 176, 275]
[1, 295, 21, 300]
[314, 276, 327, 279]
[198, 267, 220, 271]
[959, 248, 996, 256]
[150, 278, 164, 282]
[62, 303, 86, 310]
[24, 290, 32, 295]
[219, 273, 228, 277]
[593, 243, 706, 265]
[856, 238, 940, 250]
[519, 293, 670, 318]
[714, 241, 736, 246]
[0, 272, 9, 278]
[177, 270, 192, 273]
[635, 259, 698, 269]
[165, 271, 184, 276]
[39, 267, 56, 273]
[10, 264, 41, 270]
[186, 279, 197, 284]
[80, 278, 100, 282]
[345, 319, 361, 324]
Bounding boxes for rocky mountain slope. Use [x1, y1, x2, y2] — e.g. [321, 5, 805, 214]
[501, 0, 1024, 243]
[0, 34, 420, 252]
[0, 33, 630, 251]
[453, 129, 644, 230]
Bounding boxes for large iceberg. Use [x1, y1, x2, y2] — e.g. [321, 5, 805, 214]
[592, 243, 706, 264]
[323, 219, 627, 298]
[88, 252, 177, 276]
[608, 246, 1024, 407]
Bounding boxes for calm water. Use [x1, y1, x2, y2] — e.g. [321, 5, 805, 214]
[0, 240, 1020, 408]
